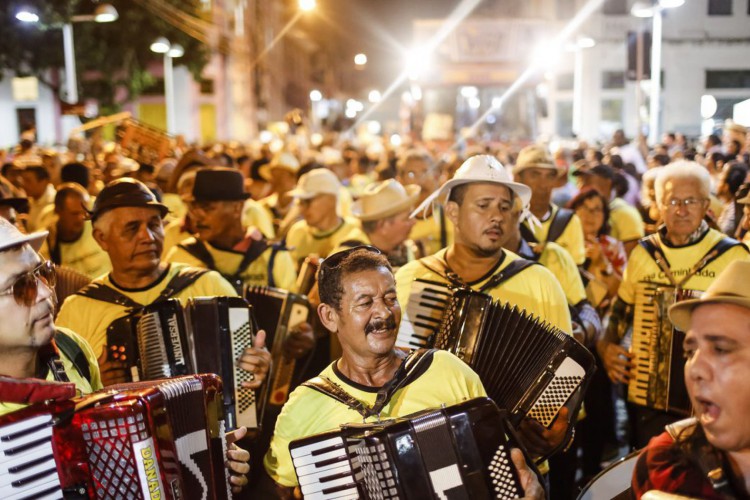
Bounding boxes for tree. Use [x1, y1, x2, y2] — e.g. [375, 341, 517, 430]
[0, 0, 209, 113]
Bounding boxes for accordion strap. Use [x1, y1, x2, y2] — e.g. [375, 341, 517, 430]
[419, 253, 537, 293]
[178, 238, 270, 285]
[520, 206, 574, 244]
[302, 348, 437, 420]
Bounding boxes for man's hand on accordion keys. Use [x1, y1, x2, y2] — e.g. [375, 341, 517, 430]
[510, 448, 545, 500]
[225, 426, 251, 494]
[98, 345, 129, 387]
[282, 321, 315, 359]
[596, 339, 633, 384]
[518, 406, 570, 458]
[237, 329, 272, 389]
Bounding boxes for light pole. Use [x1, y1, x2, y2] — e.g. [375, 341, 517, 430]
[150, 38, 184, 134]
[631, 0, 684, 145]
[571, 36, 595, 137]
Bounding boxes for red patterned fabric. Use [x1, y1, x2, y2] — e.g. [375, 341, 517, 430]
[598, 234, 627, 275]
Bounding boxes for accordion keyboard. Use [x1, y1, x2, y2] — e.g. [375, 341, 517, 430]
[290, 435, 358, 500]
[630, 285, 659, 407]
[0, 414, 62, 498]
[397, 279, 452, 349]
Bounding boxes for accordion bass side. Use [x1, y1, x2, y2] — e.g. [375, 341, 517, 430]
[244, 286, 309, 408]
[434, 290, 596, 428]
[628, 282, 700, 415]
[0, 374, 230, 500]
[290, 398, 531, 500]
[396, 279, 453, 349]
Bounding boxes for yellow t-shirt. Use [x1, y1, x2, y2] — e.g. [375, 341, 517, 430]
[410, 208, 454, 257]
[263, 350, 486, 487]
[618, 228, 750, 305]
[395, 248, 572, 333]
[523, 204, 586, 265]
[609, 197, 645, 243]
[242, 198, 276, 239]
[519, 240, 587, 306]
[164, 237, 297, 291]
[285, 217, 361, 268]
[40, 223, 111, 279]
[56, 263, 238, 355]
[0, 328, 102, 416]
[161, 192, 186, 222]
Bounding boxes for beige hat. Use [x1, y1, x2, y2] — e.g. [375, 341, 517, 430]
[320, 147, 344, 167]
[259, 152, 300, 181]
[512, 145, 561, 176]
[0, 217, 47, 253]
[288, 168, 341, 200]
[353, 179, 421, 221]
[669, 260, 750, 332]
[724, 120, 748, 136]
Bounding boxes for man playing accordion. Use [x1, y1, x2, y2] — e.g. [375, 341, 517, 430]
[597, 161, 750, 447]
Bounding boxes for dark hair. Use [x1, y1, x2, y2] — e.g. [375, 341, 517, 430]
[448, 183, 469, 205]
[709, 152, 725, 165]
[735, 182, 750, 202]
[653, 153, 671, 166]
[725, 162, 749, 198]
[707, 134, 721, 146]
[1, 163, 15, 177]
[54, 183, 87, 211]
[61, 162, 90, 189]
[608, 154, 624, 170]
[567, 187, 611, 236]
[612, 172, 629, 198]
[138, 163, 156, 175]
[318, 248, 392, 311]
[23, 165, 49, 181]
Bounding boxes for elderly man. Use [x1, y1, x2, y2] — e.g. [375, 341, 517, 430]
[165, 167, 296, 292]
[40, 183, 110, 279]
[397, 149, 454, 257]
[284, 168, 360, 268]
[56, 178, 271, 391]
[263, 247, 544, 499]
[632, 260, 750, 499]
[598, 160, 750, 447]
[514, 145, 586, 265]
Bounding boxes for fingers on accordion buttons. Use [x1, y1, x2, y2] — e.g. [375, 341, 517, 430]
[248, 373, 255, 382]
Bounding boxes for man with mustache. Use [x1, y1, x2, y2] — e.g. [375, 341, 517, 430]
[261, 246, 545, 499]
[632, 259, 750, 499]
[597, 161, 750, 447]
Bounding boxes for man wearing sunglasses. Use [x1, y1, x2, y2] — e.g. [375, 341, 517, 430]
[56, 178, 271, 390]
[261, 246, 544, 499]
[598, 160, 750, 448]
[0, 217, 101, 416]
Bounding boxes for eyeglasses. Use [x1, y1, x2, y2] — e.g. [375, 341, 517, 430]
[319, 245, 382, 276]
[0, 260, 56, 307]
[663, 198, 708, 211]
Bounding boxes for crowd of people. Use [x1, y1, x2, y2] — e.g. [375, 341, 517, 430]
[1, 118, 750, 499]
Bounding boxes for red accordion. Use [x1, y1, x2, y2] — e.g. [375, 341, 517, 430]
[0, 374, 230, 499]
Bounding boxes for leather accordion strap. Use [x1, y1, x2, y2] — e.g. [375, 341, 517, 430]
[302, 349, 436, 420]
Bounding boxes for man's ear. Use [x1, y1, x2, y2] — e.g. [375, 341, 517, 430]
[445, 200, 459, 226]
[317, 302, 339, 333]
[92, 227, 108, 251]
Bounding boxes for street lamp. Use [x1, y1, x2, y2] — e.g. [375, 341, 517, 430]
[150, 38, 184, 134]
[570, 36, 595, 136]
[631, 0, 685, 145]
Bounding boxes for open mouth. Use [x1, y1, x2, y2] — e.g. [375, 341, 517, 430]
[694, 396, 721, 425]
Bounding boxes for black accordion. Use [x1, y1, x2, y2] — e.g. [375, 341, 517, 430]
[0, 374, 230, 499]
[627, 282, 699, 415]
[434, 289, 596, 428]
[244, 286, 310, 408]
[106, 296, 259, 431]
[290, 398, 533, 500]
[396, 278, 453, 350]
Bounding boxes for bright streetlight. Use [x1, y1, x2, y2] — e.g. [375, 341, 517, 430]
[354, 53, 368, 66]
[15, 10, 39, 23]
[368, 90, 381, 103]
[309, 89, 322, 102]
[150, 38, 184, 134]
[298, 0, 316, 12]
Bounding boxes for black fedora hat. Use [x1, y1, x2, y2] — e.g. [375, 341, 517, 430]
[88, 177, 169, 222]
[187, 167, 250, 202]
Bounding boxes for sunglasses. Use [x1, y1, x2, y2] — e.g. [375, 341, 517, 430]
[0, 260, 56, 307]
[319, 245, 382, 276]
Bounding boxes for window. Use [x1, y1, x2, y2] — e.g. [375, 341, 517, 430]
[199, 79, 214, 95]
[708, 0, 732, 15]
[602, 71, 625, 89]
[715, 97, 749, 121]
[601, 99, 623, 123]
[556, 73, 575, 91]
[706, 70, 750, 89]
[602, 0, 628, 15]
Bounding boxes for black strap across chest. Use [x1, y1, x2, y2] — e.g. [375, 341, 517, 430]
[420, 254, 538, 293]
[521, 207, 575, 244]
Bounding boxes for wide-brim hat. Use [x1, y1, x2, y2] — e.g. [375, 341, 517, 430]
[184, 167, 250, 202]
[87, 178, 169, 222]
[411, 154, 531, 217]
[669, 260, 750, 332]
[288, 168, 341, 200]
[0, 217, 47, 253]
[259, 152, 300, 181]
[353, 180, 421, 221]
[512, 144, 563, 176]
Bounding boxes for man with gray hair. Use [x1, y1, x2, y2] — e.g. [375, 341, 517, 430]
[597, 160, 750, 447]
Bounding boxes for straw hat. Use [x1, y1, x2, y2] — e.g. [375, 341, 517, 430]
[669, 260, 750, 332]
[288, 168, 341, 200]
[352, 180, 420, 221]
[259, 152, 300, 181]
[0, 217, 47, 253]
[411, 154, 531, 217]
[512, 145, 562, 176]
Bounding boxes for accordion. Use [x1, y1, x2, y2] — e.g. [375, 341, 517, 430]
[290, 398, 532, 500]
[106, 296, 259, 431]
[628, 282, 700, 415]
[434, 289, 595, 428]
[244, 286, 310, 408]
[0, 374, 230, 500]
[396, 279, 453, 350]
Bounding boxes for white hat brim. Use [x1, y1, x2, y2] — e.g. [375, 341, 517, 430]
[410, 178, 532, 218]
[0, 230, 48, 254]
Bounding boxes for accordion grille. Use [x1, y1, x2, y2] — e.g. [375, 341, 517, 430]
[136, 312, 171, 380]
[232, 319, 256, 413]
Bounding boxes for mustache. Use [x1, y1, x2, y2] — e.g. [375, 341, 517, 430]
[365, 316, 397, 334]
